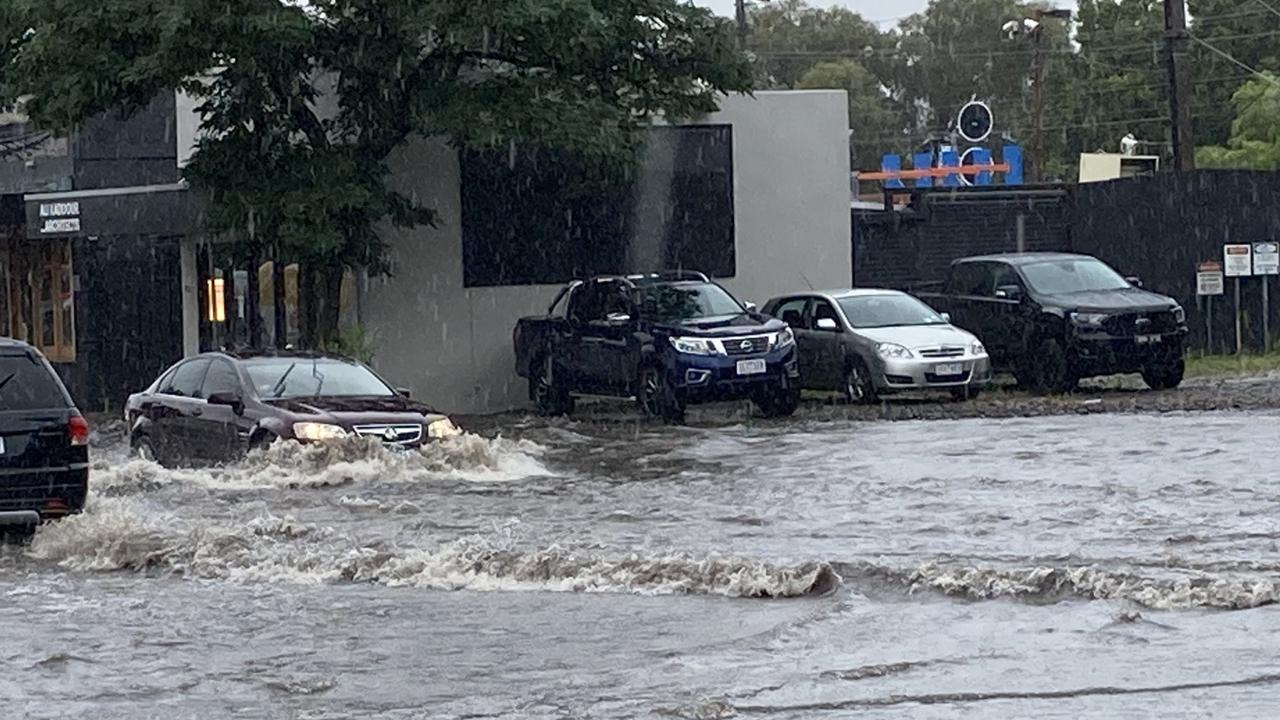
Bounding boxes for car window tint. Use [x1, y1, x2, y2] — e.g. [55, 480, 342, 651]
[0, 352, 69, 410]
[948, 264, 990, 296]
[202, 360, 242, 398]
[568, 283, 603, 324]
[161, 359, 212, 398]
[773, 298, 808, 328]
[991, 264, 1022, 292]
[811, 300, 840, 329]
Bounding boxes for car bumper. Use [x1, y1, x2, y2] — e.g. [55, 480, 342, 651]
[874, 355, 993, 392]
[0, 465, 89, 520]
[671, 346, 800, 401]
[1070, 331, 1186, 373]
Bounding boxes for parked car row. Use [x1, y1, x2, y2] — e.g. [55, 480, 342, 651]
[513, 253, 1189, 422]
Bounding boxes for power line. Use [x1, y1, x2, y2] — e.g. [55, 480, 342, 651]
[1189, 34, 1280, 88]
[1253, 0, 1280, 20]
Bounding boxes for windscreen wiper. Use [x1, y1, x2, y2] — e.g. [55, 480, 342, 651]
[271, 363, 297, 398]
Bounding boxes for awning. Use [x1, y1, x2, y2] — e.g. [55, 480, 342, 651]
[23, 182, 206, 238]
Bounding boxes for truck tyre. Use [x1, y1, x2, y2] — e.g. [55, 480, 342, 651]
[531, 355, 575, 416]
[843, 358, 878, 405]
[1142, 356, 1185, 390]
[637, 364, 685, 424]
[754, 384, 801, 418]
[1030, 338, 1078, 394]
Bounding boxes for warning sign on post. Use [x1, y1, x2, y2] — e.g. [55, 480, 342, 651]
[1197, 261, 1225, 296]
[1225, 244, 1253, 277]
[1253, 242, 1279, 275]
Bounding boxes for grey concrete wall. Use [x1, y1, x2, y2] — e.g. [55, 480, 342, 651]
[364, 90, 850, 414]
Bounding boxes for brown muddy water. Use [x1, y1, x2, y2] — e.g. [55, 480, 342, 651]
[3, 410, 1280, 718]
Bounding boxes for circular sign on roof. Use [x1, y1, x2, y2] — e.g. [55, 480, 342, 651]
[957, 101, 993, 144]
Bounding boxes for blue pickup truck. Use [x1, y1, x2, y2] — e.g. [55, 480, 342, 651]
[513, 272, 800, 422]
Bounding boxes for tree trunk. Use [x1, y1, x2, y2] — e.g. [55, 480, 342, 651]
[317, 264, 344, 348]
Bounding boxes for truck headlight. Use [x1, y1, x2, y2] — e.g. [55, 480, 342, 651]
[876, 343, 913, 359]
[669, 337, 717, 355]
[427, 418, 463, 439]
[292, 422, 349, 441]
[773, 327, 795, 349]
[1172, 305, 1186, 325]
[1071, 312, 1108, 327]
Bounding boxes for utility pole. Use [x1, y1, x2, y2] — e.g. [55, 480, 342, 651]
[1164, 0, 1196, 170]
[1031, 33, 1046, 183]
[735, 0, 748, 50]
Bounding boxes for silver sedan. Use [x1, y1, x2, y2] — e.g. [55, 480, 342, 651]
[763, 289, 992, 402]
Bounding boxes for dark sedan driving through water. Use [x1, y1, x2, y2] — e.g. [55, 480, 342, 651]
[126, 351, 459, 467]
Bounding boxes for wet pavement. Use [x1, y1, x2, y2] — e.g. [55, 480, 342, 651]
[4, 400, 1280, 718]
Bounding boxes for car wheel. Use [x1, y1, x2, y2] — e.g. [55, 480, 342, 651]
[1142, 356, 1185, 390]
[843, 359, 878, 405]
[637, 364, 685, 424]
[530, 355, 575, 417]
[133, 435, 162, 466]
[249, 431, 279, 454]
[754, 384, 801, 418]
[1031, 338, 1078, 394]
[950, 386, 981, 401]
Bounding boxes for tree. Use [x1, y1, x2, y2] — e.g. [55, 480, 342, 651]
[1, 0, 752, 344]
[748, 0, 887, 88]
[1196, 74, 1280, 170]
[796, 59, 902, 169]
[1190, 0, 1280, 148]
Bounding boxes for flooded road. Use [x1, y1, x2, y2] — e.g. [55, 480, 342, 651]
[4, 410, 1280, 718]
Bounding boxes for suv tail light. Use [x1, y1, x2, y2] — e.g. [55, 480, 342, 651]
[68, 414, 90, 446]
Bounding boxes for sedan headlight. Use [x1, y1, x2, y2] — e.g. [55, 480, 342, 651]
[427, 418, 463, 439]
[1071, 312, 1109, 327]
[1172, 305, 1186, 325]
[971, 340, 986, 356]
[876, 343, 914, 360]
[292, 422, 350, 441]
[669, 336, 717, 355]
[773, 327, 795, 349]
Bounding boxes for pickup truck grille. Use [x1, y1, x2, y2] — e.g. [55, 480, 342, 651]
[723, 336, 771, 356]
[1102, 311, 1178, 337]
[918, 346, 966, 358]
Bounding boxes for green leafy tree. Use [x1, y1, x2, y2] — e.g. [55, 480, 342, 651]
[1189, 0, 1280, 148]
[1197, 74, 1280, 170]
[748, 0, 887, 88]
[1, 0, 752, 344]
[796, 59, 902, 169]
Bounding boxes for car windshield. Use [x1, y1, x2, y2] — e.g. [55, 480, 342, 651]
[0, 353, 69, 411]
[838, 294, 947, 329]
[244, 359, 394, 399]
[637, 283, 744, 322]
[1020, 259, 1131, 295]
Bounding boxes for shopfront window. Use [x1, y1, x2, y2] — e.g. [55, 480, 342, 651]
[2, 240, 76, 362]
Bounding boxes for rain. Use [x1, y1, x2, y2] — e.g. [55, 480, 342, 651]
[4, 0, 1280, 717]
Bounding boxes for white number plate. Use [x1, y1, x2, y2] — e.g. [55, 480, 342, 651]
[1135, 334, 1162, 344]
[934, 363, 965, 376]
[736, 359, 767, 376]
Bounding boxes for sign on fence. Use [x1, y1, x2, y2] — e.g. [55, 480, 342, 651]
[1225, 244, 1253, 277]
[1197, 261, 1225, 296]
[1253, 242, 1279, 275]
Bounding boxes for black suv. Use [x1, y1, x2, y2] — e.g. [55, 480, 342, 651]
[0, 338, 90, 532]
[514, 272, 800, 422]
[919, 253, 1188, 392]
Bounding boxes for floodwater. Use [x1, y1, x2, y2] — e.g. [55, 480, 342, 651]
[4, 410, 1280, 718]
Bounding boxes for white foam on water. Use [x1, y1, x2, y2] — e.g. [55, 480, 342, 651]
[25, 500, 838, 599]
[90, 434, 551, 494]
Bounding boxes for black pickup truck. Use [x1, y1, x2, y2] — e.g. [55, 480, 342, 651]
[513, 272, 800, 422]
[917, 253, 1188, 392]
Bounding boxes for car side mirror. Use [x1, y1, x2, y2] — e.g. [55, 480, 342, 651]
[994, 285, 1023, 301]
[605, 312, 632, 327]
[816, 317, 840, 332]
[744, 302, 758, 313]
[1126, 275, 1143, 288]
[207, 392, 244, 415]
[941, 312, 952, 323]
[396, 387, 412, 399]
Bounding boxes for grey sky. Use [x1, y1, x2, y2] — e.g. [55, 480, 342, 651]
[696, 0, 929, 26]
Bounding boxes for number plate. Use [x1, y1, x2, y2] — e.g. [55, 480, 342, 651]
[1135, 334, 1162, 344]
[736, 359, 767, 376]
[934, 363, 965, 376]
